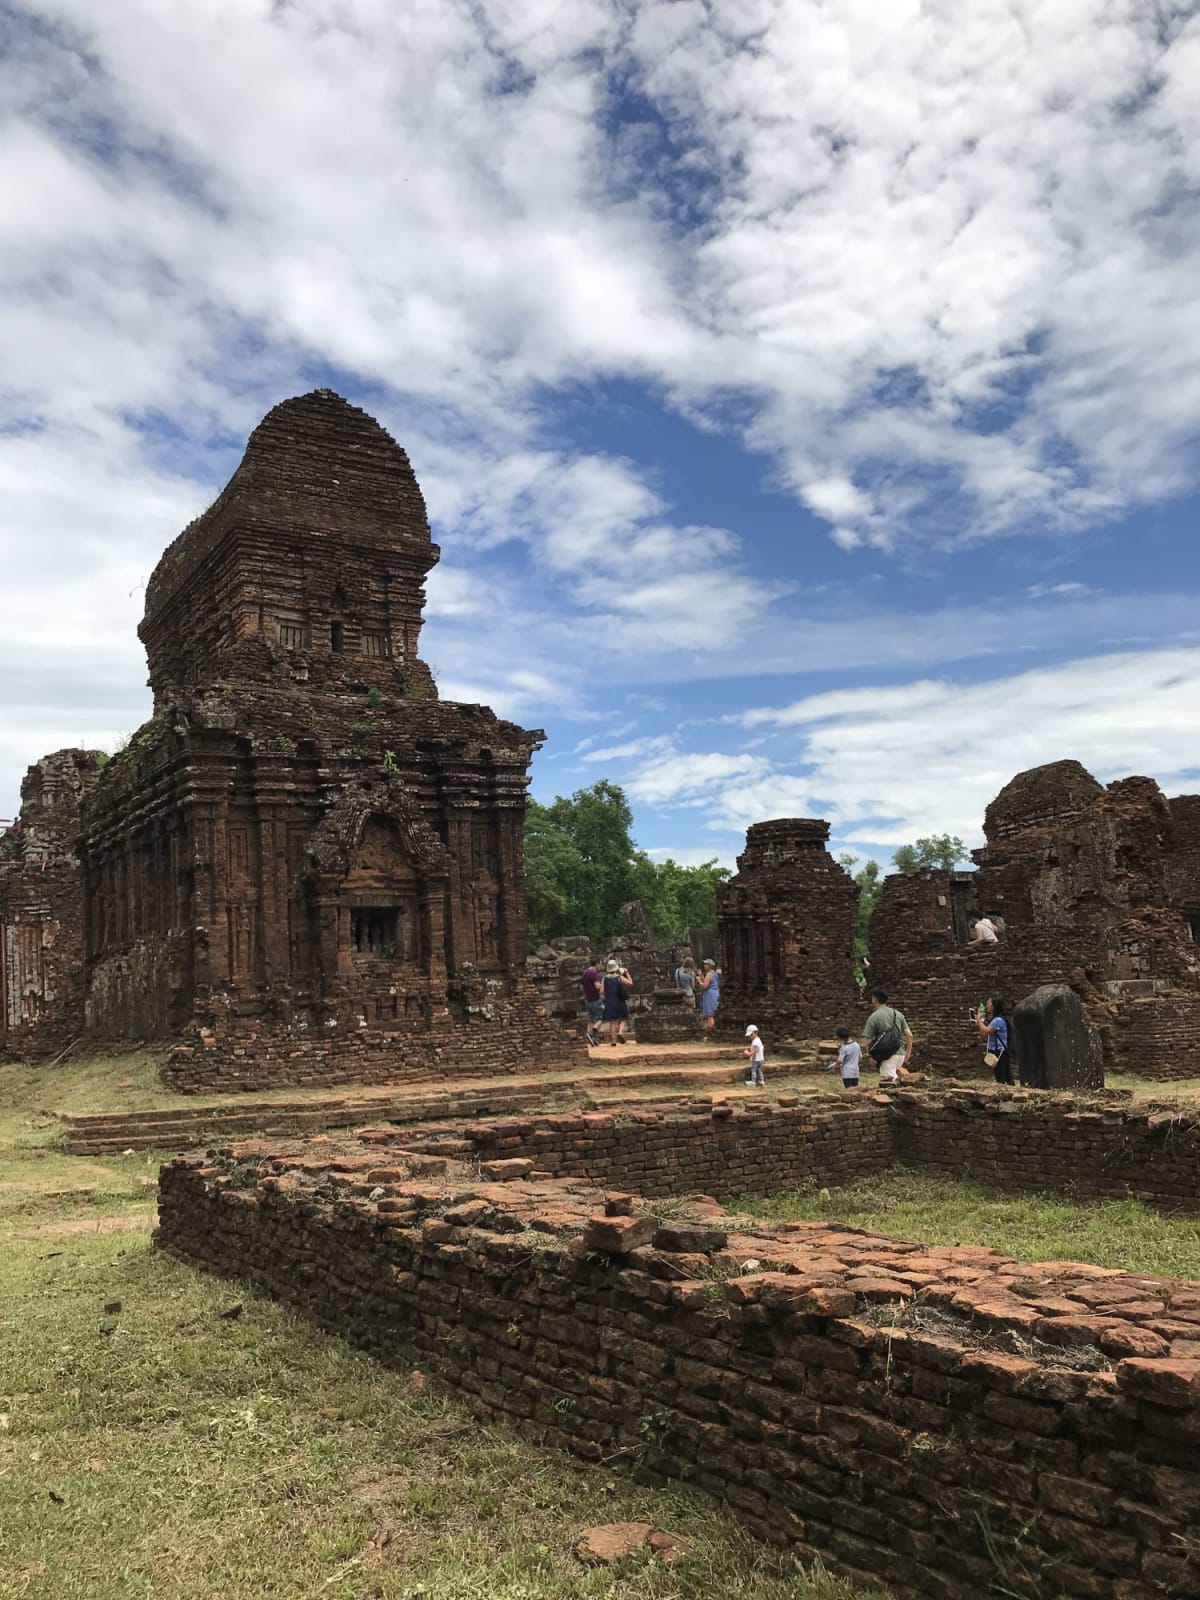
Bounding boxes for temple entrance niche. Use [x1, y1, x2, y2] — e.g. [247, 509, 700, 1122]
[302, 781, 452, 1030]
[344, 818, 424, 967]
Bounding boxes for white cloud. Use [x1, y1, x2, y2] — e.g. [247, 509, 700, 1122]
[3, 1, 1198, 560]
[615, 647, 1200, 849]
[2, 0, 1200, 813]
[625, 0, 1200, 547]
[624, 750, 773, 807]
[1026, 581, 1092, 601]
[582, 734, 676, 763]
[644, 844, 737, 870]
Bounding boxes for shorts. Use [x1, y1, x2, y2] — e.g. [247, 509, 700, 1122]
[877, 1052, 905, 1082]
[585, 999, 604, 1025]
[841, 1075, 860, 1089]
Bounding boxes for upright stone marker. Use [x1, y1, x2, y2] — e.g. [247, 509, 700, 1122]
[1012, 984, 1103, 1089]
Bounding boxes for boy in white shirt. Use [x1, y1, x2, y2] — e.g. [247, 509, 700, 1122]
[743, 1024, 766, 1087]
[834, 1026, 861, 1089]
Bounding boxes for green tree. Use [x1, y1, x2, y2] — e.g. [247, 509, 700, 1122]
[524, 781, 729, 947]
[524, 807, 587, 946]
[891, 833, 968, 874]
[631, 854, 729, 943]
[839, 853, 882, 979]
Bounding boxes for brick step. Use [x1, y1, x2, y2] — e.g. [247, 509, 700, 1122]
[59, 1056, 801, 1156]
[63, 1085, 574, 1155]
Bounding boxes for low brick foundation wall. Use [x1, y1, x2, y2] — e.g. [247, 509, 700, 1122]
[161, 995, 585, 1094]
[422, 1099, 897, 1199]
[395, 1090, 1200, 1212]
[60, 1080, 579, 1157]
[159, 1133, 1200, 1600]
[893, 1090, 1200, 1208]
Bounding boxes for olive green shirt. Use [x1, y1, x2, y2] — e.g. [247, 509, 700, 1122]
[864, 1005, 909, 1049]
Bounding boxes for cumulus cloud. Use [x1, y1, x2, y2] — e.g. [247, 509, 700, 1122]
[2, 0, 1200, 812]
[605, 648, 1200, 851]
[626, 0, 1200, 546]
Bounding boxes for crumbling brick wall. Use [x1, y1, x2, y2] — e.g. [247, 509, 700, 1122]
[869, 763, 1200, 1077]
[397, 1092, 1200, 1213]
[74, 391, 578, 1086]
[159, 1111, 1200, 1600]
[716, 820, 858, 1041]
[414, 1099, 897, 1198]
[892, 1087, 1200, 1203]
[527, 905, 695, 1039]
[0, 749, 104, 1060]
[1168, 793, 1200, 931]
[1104, 994, 1200, 1082]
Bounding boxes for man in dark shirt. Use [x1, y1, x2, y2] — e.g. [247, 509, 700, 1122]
[581, 959, 603, 1047]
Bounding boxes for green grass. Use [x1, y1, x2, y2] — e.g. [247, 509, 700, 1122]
[0, 1046, 842, 1143]
[0, 1051, 179, 1143]
[0, 1100, 889, 1599]
[1107, 1072, 1200, 1102]
[6, 1051, 1200, 1598]
[734, 1165, 1200, 1278]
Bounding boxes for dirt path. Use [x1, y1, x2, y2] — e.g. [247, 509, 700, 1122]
[4, 1205, 155, 1243]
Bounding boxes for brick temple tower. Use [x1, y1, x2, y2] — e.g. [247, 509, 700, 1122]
[716, 818, 858, 1040]
[78, 390, 575, 1089]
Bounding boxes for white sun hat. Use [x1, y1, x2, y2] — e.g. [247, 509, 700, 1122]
[744, 1024, 759, 1036]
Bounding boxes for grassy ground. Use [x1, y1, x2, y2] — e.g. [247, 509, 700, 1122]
[735, 1166, 1200, 1279]
[0, 1092, 889, 1599]
[0, 1050, 184, 1138]
[1107, 1072, 1200, 1102]
[6, 1053, 1200, 1599]
[0, 1046, 801, 1131]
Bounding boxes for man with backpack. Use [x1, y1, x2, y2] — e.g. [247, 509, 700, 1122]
[862, 987, 913, 1084]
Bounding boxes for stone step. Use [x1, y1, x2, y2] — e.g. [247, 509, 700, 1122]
[59, 1056, 798, 1155]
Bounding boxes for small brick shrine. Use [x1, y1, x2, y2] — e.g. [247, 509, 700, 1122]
[715, 818, 858, 1040]
[0, 749, 103, 1060]
[75, 390, 575, 1088]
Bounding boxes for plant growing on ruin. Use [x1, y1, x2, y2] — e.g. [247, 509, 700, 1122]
[381, 749, 399, 774]
[365, 687, 383, 709]
[838, 853, 882, 978]
[637, 1407, 677, 1443]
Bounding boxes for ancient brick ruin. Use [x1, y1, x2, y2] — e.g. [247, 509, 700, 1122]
[715, 819, 858, 1040]
[69, 390, 576, 1089]
[528, 901, 703, 1045]
[870, 761, 1200, 1079]
[0, 749, 103, 1060]
[158, 1090, 1200, 1600]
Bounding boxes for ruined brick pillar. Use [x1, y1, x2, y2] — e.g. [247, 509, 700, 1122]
[716, 818, 858, 1041]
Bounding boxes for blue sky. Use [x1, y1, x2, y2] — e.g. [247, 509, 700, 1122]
[2, 0, 1200, 870]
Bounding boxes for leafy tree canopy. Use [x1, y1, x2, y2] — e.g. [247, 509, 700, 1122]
[525, 781, 729, 947]
[891, 833, 968, 874]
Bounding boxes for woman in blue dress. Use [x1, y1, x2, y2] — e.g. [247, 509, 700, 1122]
[697, 957, 721, 1036]
[974, 995, 1011, 1084]
[601, 958, 633, 1047]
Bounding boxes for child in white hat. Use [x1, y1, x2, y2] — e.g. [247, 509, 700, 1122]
[743, 1024, 765, 1087]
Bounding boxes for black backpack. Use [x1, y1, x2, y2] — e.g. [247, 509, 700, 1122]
[869, 1008, 903, 1063]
